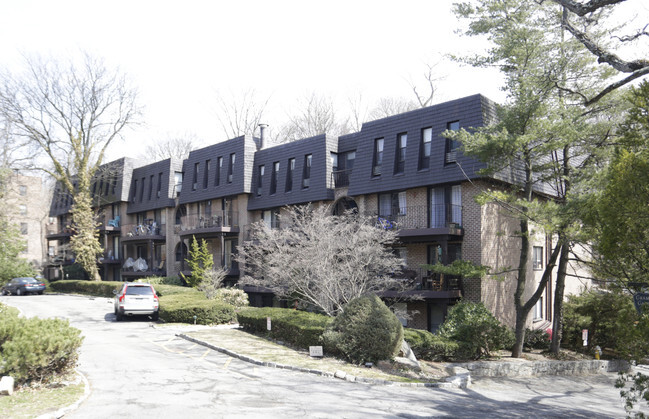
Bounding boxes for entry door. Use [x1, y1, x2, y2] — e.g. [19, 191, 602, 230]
[429, 304, 445, 333]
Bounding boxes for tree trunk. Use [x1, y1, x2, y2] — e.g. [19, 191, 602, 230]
[551, 240, 569, 354]
[512, 216, 531, 358]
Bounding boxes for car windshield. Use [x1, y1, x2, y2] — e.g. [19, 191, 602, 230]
[23, 278, 39, 284]
[125, 286, 153, 296]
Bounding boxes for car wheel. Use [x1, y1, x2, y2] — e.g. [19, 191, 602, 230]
[1, 289, 7, 296]
[152, 312, 159, 321]
[38, 291, 44, 295]
[115, 311, 123, 321]
[16, 288, 23, 296]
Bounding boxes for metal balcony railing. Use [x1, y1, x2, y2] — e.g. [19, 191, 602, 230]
[179, 211, 239, 231]
[331, 169, 352, 188]
[370, 204, 462, 230]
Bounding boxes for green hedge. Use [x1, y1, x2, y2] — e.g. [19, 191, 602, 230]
[159, 293, 235, 325]
[403, 328, 459, 361]
[48, 279, 197, 298]
[0, 303, 83, 385]
[237, 307, 333, 351]
[49, 280, 123, 297]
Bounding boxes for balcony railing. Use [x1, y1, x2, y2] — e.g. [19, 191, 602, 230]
[370, 204, 462, 230]
[394, 267, 463, 293]
[123, 221, 164, 238]
[179, 211, 239, 231]
[331, 169, 352, 188]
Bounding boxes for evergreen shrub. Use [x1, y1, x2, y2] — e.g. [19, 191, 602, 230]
[524, 328, 551, 351]
[49, 280, 122, 297]
[322, 295, 403, 364]
[237, 307, 333, 351]
[403, 328, 459, 361]
[0, 311, 83, 384]
[438, 301, 514, 360]
[158, 294, 235, 325]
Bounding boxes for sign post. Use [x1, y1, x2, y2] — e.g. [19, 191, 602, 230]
[633, 293, 649, 315]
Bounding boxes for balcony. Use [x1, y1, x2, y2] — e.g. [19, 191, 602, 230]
[45, 225, 74, 240]
[98, 251, 121, 265]
[122, 221, 165, 242]
[121, 258, 166, 278]
[370, 204, 463, 239]
[177, 211, 239, 237]
[381, 267, 463, 299]
[97, 216, 121, 233]
[331, 169, 352, 188]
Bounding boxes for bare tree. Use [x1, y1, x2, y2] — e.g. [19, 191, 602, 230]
[409, 61, 443, 108]
[237, 205, 408, 316]
[276, 92, 352, 143]
[0, 52, 141, 280]
[141, 133, 199, 162]
[367, 97, 418, 121]
[215, 88, 270, 139]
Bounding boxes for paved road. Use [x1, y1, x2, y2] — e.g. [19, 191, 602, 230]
[0, 294, 630, 418]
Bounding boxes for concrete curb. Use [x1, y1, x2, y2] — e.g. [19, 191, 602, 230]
[179, 332, 628, 390]
[36, 368, 91, 419]
[178, 333, 462, 388]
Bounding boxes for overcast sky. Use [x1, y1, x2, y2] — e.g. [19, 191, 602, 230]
[2, 0, 645, 162]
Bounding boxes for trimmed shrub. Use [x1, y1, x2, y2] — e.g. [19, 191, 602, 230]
[154, 284, 202, 297]
[438, 301, 514, 360]
[49, 280, 123, 297]
[524, 328, 550, 351]
[159, 293, 235, 325]
[322, 295, 404, 364]
[237, 307, 333, 351]
[147, 276, 184, 286]
[403, 328, 459, 361]
[0, 314, 83, 385]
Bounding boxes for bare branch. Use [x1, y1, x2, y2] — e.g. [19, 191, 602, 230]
[549, 0, 628, 16]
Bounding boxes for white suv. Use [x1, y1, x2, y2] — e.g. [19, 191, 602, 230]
[114, 282, 159, 321]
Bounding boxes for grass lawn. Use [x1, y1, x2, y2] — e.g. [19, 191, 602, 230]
[0, 375, 86, 419]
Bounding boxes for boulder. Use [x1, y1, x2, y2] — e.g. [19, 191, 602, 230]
[0, 376, 14, 396]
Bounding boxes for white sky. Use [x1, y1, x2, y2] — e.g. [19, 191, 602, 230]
[1, 0, 646, 162]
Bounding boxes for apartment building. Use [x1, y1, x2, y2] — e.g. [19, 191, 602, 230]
[45, 94, 590, 331]
[5, 173, 48, 270]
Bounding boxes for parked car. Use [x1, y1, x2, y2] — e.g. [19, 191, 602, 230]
[113, 282, 159, 321]
[1, 277, 46, 296]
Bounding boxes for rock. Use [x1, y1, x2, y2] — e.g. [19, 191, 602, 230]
[0, 376, 14, 396]
[394, 356, 422, 372]
[334, 370, 347, 379]
[400, 340, 418, 363]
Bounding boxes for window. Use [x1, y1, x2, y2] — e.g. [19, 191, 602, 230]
[174, 172, 183, 196]
[270, 161, 279, 195]
[286, 158, 295, 192]
[215, 156, 223, 186]
[175, 242, 188, 262]
[302, 154, 312, 188]
[204, 159, 210, 189]
[445, 121, 460, 164]
[257, 165, 265, 196]
[105, 176, 110, 195]
[533, 246, 543, 270]
[192, 162, 199, 191]
[175, 204, 187, 225]
[148, 175, 154, 200]
[18, 185, 26, 196]
[157, 173, 162, 198]
[394, 133, 407, 174]
[131, 180, 138, 203]
[533, 296, 544, 320]
[228, 153, 235, 183]
[379, 192, 407, 221]
[430, 185, 462, 228]
[372, 138, 384, 176]
[419, 127, 432, 170]
[224, 239, 238, 270]
[262, 208, 280, 229]
[19, 204, 27, 216]
[20, 223, 28, 235]
[139, 177, 145, 202]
